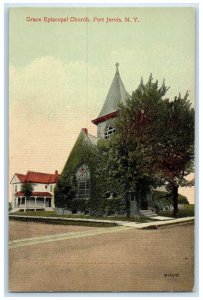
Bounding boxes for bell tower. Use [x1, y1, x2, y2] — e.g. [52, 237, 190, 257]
[91, 63, 129, 139]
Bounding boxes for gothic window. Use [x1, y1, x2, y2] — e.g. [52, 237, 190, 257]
[104, 124, 116, 139]
[76, 164, 90, 200]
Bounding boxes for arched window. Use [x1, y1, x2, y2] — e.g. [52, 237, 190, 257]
[104, 124, 116, 139]
[76, 164, 90, 200]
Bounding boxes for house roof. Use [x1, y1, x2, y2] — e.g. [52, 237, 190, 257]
[92, 63, 129, 124]
[13, 171, 60, 184]
[15, 192, 52, 197]
[15, 173, 26, 182]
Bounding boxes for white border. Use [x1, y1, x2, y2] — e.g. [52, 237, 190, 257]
[1, 1, 202, 300]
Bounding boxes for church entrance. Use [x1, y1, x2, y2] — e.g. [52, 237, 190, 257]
[141, 198, 148, 210]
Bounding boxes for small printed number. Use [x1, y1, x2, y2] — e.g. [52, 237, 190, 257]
[164, 273, 179, 277]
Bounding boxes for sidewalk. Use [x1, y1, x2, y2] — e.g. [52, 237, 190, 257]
[117, 216, 194, 229]
[9, 214, 194, 229]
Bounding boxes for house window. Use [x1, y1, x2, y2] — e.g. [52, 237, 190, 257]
[104, 125, 116, 139]
[15, 185, 17, 192]
[76, 164, 90, 200]
[45, 185, 47, 189]
[50, 185, 53, 192]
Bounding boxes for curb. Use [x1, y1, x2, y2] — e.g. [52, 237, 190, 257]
[134, 217, 195, 229]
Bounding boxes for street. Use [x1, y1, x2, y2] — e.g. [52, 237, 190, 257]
[9, 220, 194, 292]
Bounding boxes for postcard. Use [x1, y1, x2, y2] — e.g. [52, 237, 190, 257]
[9, 7, 195, 292]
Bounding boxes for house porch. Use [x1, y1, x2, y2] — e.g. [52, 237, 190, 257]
[15, 196, 52, 211]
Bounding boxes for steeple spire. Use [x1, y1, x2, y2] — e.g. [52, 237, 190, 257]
[92, 63, 129, 125]
[115, 62, 120, 74]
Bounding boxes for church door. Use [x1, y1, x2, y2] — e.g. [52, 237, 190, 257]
[141, 198, 148, 210]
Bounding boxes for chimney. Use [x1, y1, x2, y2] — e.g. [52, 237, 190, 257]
[55, 170, 58, 175]
[82, 128, 88, 134]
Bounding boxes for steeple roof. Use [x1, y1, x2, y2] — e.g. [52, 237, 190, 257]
[93, 63, 129, 124]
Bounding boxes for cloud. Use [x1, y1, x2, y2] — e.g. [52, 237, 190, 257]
[9, 57, 101, 195]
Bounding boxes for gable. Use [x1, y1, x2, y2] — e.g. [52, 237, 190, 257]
[10, 174, 25, 184]
[59, 129, 97, 182]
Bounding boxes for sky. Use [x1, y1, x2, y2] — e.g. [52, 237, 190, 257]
[9, 7, 195, 203]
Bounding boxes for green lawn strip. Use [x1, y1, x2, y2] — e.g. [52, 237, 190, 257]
[9, 210, 151, 223]
[9, 215, 117, 227]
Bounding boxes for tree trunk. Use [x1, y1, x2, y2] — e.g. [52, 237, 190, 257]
[126, 192, 130, 218]
[172, 184, 179, 218]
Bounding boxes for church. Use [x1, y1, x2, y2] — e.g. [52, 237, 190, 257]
[54, 64, 155, 217]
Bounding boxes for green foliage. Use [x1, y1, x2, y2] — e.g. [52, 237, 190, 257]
[152, 190, 189, 212]
[101, 195, 126, 215]
[55, 75, 194, 218]
[54, 131, 100, 210]
[113, 74, 194, 217]
[159, 204, 194, 218]
[177, 194, 189, 204]
[55, 129, 128, 213]
[54, 175, 76, 208]
[11, 210, 58, 217]
[9, 202, 12, 211]
[21, 182, 34, 198]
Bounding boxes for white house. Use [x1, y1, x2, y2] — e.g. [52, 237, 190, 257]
[10, 170, 59, 211]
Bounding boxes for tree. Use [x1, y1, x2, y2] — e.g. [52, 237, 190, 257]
[153, 93, 194, 217]
[54, 176, 76, 209]
[21, 182, 34, 207]
[109, 74, 194, 217]
[102, 75, 167, 215]
[95, 138, 127, 214]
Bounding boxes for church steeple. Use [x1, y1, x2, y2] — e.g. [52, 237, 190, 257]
[92, 63, 129, 126]
[115, 62, 119, 74]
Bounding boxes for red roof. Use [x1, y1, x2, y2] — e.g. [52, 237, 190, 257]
[15, 171, 60, 184]
[15, 192, 52, 197]
[15, 173, 26, 182]
[91, 111, 118, 125]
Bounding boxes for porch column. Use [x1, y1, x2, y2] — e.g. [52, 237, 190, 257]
[20, 197, 22, 207]
[35, 197, 37, 211]
[44, 197, 46, 207]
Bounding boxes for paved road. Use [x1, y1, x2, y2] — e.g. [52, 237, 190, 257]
[9, 221, 194, 292]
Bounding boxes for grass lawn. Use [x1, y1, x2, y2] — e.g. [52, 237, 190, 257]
[159, 204, 194, 218]
[9, 210, 151, 223]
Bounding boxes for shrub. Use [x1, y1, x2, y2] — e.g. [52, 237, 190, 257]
[152, 190, 189, 212]
[9, 202, 12, 211]
[159, 204, 194, 218]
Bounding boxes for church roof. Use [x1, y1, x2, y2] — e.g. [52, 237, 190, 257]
[87, 133, 97, 145]
[92, 63, 129, 124]
[81, 128, 97, 146]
